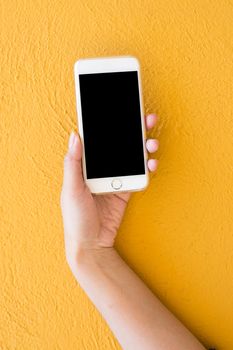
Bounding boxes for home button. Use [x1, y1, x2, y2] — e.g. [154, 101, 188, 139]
[111, 179, 122, 190]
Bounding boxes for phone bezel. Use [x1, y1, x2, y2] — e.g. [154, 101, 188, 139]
[74, 56, 149, 194]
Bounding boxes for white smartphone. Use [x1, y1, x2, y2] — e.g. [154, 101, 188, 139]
[74, 56, 148, 194]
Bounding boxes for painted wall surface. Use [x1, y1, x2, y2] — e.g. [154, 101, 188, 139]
[0, 1, 232, 349]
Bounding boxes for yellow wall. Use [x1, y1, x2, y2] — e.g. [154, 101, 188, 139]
[0, 1, 232, 349]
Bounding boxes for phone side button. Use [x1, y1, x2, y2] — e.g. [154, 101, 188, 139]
[111, 179, 122, 190]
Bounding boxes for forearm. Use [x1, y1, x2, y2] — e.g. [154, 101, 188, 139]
[69, 248, 205, 350]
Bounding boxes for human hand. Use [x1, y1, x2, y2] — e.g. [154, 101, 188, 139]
[60, 114, 159, 268]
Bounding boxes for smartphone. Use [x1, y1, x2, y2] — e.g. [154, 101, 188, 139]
[74, 56, 148, 194]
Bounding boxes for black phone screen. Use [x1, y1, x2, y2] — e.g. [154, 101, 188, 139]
[79, 71, 145, 179]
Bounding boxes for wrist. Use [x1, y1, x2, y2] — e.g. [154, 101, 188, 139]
[66, 245, 119, 278]
[78, 246, 117, 266]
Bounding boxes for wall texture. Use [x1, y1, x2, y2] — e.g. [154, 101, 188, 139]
[0, 0, 233, 349]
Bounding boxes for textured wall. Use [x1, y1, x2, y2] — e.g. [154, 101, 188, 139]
[0, 0, 233, 349]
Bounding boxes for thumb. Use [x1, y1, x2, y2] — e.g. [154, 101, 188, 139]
[62, 131, 86, 199]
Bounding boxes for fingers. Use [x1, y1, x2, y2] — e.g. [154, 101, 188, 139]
[61, 131, 85, 201]
[61, 113, 159, 199]
[146, 139, 159, 153]
[147, 159, 158, 172]
[145, 113, 159, 172]
[146, 113, 157, 130]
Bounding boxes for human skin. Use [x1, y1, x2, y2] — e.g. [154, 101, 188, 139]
[60, 113, 206, 350]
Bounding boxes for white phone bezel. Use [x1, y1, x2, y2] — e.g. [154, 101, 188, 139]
[74, 56, 149, 194]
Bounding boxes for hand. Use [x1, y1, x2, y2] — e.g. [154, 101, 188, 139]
[60, 114, 159, 267]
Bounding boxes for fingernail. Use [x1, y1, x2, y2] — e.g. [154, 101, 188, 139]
[149, 113, 157, 121]
[68, 131, 75, 150]
[146, 139, 159, 152]
[148, 158, 158, 172]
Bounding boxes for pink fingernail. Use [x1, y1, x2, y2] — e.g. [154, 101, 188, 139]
[68, 131, 75, 150]
[148, 159, 158, 172]
[147, 139, 159, 152]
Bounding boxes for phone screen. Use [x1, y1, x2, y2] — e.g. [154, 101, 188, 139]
[79, 71, 145, 179]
